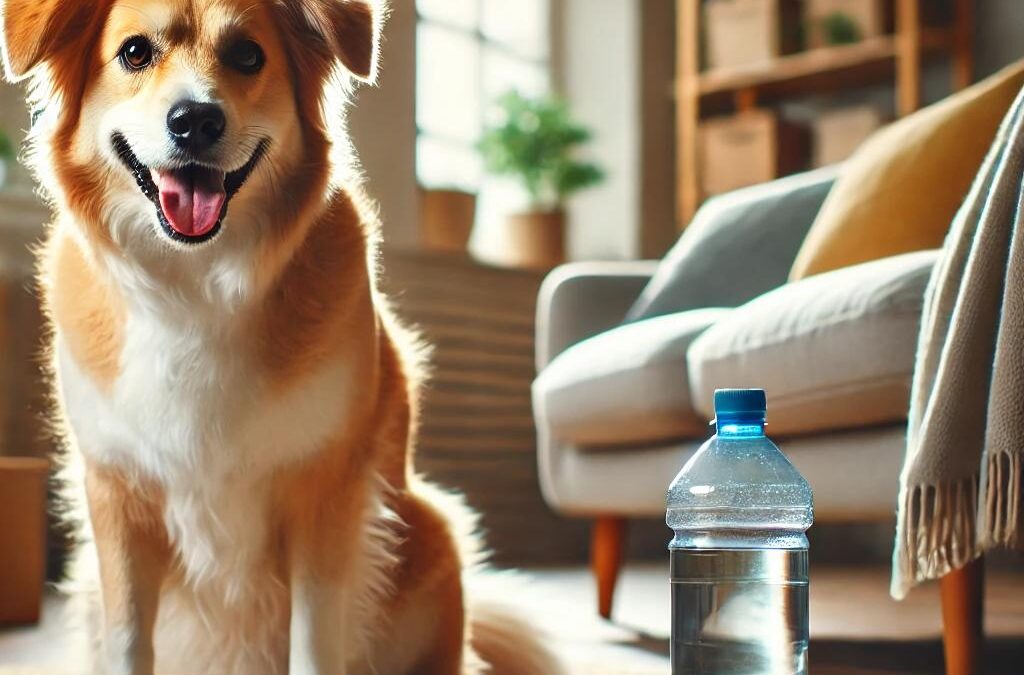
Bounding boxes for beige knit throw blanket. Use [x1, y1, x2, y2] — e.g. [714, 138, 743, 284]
[892, 86, 1024, 599]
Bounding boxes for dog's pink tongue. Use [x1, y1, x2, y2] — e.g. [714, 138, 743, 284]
[154, 167, 226, 237]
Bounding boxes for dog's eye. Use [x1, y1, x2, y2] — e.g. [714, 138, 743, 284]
[119, 36, 154, 71]
[225, 40, 265, 75]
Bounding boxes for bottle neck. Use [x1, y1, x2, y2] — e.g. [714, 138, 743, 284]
[715, 414, 766, 438]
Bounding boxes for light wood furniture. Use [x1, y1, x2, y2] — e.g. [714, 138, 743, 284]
[0, 458, 49, 626]
[0, 187, 53, 475]
[699, 108, 809, 196]
[591, 516, 627, 619]
[675, 0, 975, 226]
[941, 556, 985, 675]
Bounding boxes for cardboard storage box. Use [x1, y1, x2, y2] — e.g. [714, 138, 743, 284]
[813, 105, 885, 166]
[0, 457, 49, 625]
[700, 109, 809, 197]
[705, 0, 802, 70]
[806, 0, 886, 48]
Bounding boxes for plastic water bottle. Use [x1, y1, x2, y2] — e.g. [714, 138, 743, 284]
[666, 389, 813, 675]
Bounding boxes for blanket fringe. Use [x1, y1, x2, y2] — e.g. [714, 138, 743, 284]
[892, 475, 981, 599]
[981, 450, 1023, 548]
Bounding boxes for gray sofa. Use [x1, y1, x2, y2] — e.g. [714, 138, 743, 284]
[533, 166, 937, 618]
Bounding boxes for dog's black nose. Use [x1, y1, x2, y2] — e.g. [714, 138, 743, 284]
[166, 101, 226, 153]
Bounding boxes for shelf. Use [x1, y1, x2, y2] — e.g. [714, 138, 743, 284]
[675, 0, 974, 230]
[689, 28, 954, 100]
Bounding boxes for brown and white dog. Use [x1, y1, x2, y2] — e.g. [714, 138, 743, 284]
[0, 1, 562, 673]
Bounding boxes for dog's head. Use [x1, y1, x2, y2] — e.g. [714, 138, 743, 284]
[1, 0, 377, 257]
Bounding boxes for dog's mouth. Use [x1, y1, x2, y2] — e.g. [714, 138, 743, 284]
[112, 133, 269, 244]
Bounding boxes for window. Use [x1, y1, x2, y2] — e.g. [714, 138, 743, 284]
[416, 0, 551, 197]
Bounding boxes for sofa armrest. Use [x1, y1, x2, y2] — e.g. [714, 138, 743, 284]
[536, 261, 659, 370]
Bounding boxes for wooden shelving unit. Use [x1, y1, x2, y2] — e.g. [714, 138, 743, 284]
[675, 0, 975, 227]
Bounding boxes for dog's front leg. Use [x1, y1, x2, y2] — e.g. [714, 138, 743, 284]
[86, 465, 169, 675]
[289, 561, 351, 675]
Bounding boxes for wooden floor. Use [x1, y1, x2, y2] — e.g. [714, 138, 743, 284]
[525, 564, 1024, 674]
[1, 564, 1022, 674]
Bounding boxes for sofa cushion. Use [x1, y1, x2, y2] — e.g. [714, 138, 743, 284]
[790, 60, 1024, 280]
[534, 308, 729, 447]
[688, 250, 940, 436]
[626, 166, 840, 322]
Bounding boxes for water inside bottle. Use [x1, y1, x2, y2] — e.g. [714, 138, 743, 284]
[670, 548, 808, 675]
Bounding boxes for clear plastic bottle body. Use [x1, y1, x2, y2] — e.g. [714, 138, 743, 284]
[667, 415, 813, 675]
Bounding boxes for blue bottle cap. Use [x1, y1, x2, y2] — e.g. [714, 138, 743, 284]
[713, 388, 766, 417]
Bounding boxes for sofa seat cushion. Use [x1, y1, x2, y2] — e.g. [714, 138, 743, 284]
[688, 250, 939, 436]
[534, 308, 729, 447]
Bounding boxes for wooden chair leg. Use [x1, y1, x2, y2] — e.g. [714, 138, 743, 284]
[941, 556, 985, 675]
[591, 517, 627, 620]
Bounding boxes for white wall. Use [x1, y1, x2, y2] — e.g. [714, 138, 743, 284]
[559, 0, 642, 261]
[556, 0, 676, 261]
[638, 0, 678, 258]
[346, 0, 419, 248]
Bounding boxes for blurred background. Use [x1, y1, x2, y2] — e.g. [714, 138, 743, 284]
[3, 2, 1023, 258]
[2, 0, 1022, 264]
[5, 0, 1016, 562]
[3, 0, 1024, 582]
[3, 1, 1024, 672]
[356, 0, 1015, 261]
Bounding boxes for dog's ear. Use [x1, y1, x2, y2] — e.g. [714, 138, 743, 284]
[1, 0, 99, 81]
[281, 0, 380, 82]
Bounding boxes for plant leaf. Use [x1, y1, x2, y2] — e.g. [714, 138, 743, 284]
[478, 90, 604, 207]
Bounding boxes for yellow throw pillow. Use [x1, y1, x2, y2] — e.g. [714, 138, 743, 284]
[790, 61, 1024, 280]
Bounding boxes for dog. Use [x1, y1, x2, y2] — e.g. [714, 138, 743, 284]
[0, 1, 563, 672]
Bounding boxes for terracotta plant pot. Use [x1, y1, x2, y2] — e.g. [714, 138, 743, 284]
[0, 457, 49, 625]
[498, 210, 566, 269]
[419, 189, 477, 253]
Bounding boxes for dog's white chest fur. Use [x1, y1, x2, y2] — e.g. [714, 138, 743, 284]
[60, 295, 353, 531]
[59, 296, 353, 476]
[57, 287, 361, 669]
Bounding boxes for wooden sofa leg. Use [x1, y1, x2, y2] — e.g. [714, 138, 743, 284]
[592, 517, 627, 620]
[941, 556, 985, 675]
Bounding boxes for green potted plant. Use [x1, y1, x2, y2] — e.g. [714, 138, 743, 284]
[0, 128, 14, 189]
[820, 11, 862, 45]
[479, 91, 604, 268]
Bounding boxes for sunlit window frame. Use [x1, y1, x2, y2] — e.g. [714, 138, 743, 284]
[415, 0, 551, 193]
